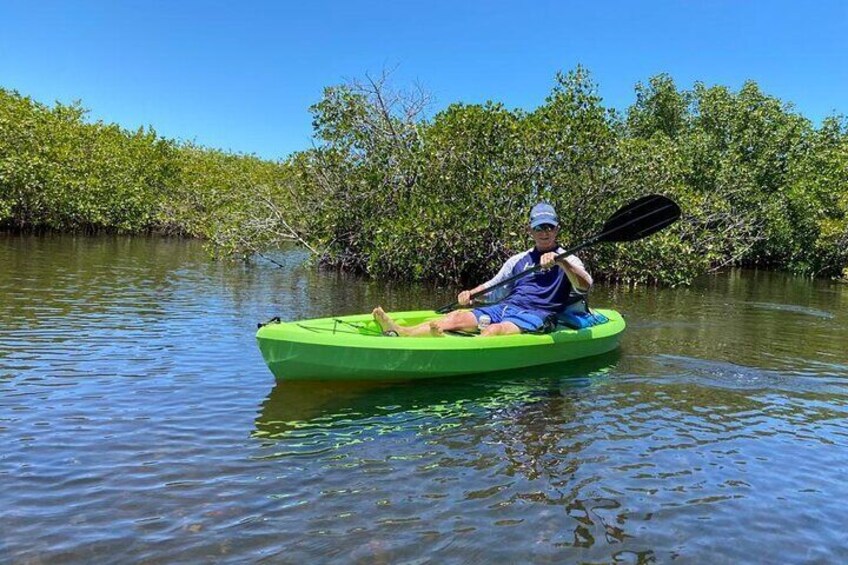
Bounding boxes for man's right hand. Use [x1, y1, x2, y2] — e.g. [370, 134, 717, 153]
[457, 290, 472, 307]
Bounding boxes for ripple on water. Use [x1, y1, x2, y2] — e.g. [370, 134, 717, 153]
[741, 301, 836, 319]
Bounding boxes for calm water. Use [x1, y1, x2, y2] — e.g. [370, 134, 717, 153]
[1, 234, 847, 563]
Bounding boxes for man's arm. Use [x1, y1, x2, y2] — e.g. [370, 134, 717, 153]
[540, 251, 593, 292]
[457, 251, 527, 306]
[557, 255, 592, 292]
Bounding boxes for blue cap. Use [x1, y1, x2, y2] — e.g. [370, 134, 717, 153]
[529, 202, 558, 228]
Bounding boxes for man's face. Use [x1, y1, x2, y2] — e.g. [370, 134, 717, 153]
[529, 223, 559, 250]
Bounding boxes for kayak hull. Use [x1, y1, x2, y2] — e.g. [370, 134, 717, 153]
[256, 309, 625, 381]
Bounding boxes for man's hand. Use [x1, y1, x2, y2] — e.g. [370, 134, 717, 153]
[540, 251, 560, 270]
[541, 252, 580, 272]
[457, 290, 473, 306]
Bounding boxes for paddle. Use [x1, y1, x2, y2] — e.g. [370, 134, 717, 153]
[435, 194, 682, 314]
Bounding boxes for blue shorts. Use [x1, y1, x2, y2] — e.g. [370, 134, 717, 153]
[471, 304, 550, 333]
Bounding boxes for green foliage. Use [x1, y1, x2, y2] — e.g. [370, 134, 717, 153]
[165, 144, 301, 254]
[783, 116, 848, 276]
[0, 89, 180, 232]
[619, 78, 847, 280]
[293, 69, 847, 285]
[2, 68, 847, 285]
[627, 74, 691, 140]
[0, 87, 294, 244]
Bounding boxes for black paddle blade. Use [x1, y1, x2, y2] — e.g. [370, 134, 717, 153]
[599, 194, 681, 243]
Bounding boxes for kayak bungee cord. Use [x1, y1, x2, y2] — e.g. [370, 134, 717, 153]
[333, 318, 382, 335]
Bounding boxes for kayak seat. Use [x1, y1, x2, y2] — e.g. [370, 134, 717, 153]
[556, 309, 610, 330]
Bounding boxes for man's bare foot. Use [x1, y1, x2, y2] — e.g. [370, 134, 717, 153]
[373, 306, 405, 336]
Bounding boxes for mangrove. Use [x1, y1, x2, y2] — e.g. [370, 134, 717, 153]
[1, 67, 846, 286]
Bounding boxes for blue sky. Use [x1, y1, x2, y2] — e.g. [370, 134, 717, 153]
[1, 0, 845, 160]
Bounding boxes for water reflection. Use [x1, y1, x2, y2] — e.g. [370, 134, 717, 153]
[253, 351, 621, 445]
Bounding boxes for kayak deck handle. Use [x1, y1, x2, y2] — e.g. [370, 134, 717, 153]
[257, 316, 282, 329]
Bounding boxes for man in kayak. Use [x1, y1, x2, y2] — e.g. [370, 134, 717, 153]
[373, 202, 593, 337]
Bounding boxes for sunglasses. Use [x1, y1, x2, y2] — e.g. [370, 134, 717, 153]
[532, 224, 557, 233]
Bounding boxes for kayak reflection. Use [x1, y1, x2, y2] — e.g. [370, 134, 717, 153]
[252, 350, 621, 442]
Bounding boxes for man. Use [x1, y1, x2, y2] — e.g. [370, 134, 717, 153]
[373, 202, 593, 337]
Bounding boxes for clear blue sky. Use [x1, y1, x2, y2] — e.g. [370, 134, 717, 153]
[1, 0, 846, 160]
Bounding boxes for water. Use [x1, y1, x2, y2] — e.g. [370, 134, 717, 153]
[1, 233, 847, 563]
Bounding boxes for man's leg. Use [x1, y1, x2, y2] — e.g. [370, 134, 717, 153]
[373, 307, 477, 337]
[480, 321, 522, 336]
[429, 310, 479, 336]
[486, 306, 546, 336]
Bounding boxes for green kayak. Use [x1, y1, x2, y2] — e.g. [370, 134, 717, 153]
[256, 309, 625, 381]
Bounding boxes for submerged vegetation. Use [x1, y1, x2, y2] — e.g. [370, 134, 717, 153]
[1, 67, 846, 285]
